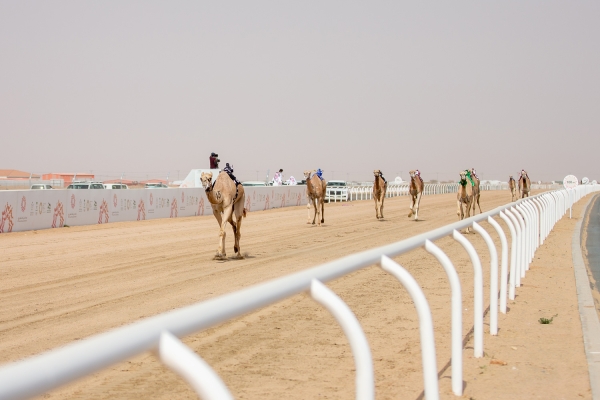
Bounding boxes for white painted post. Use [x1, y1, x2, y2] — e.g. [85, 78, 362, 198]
[380, 256, 440, 400]
[504, 208, 522, 288]
[511, 206, 527, 276]
[499, 210, 518, 300]
[310, 279, 374, 400]
[472, 221, 499, 335]
[452, 230, 484, 357]
[487, 216, 509, 314]
[158, 332, 234, 400]
[424, 240, 463, 396]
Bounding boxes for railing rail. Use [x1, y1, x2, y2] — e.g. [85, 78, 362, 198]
[1, 184, 598, 400]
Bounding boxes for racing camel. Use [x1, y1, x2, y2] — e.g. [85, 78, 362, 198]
[201, 171, 247, 260]
[469, 168, 482, 214]
[372, 170, 387, 219]
[518, 170, 531, 198]
[508, 176, 517, 202]
[407, 170, 423, 220]
[304, 170, 326, 226]
[457, 170, 473, 232]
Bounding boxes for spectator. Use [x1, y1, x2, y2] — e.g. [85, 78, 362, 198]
[209, 153, 220, 169]
[273, 169, 284, 186]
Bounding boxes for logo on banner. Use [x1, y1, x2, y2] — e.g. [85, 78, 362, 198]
[198, 197, 205, 215]
[1, 203, 14, 233]
[296, 192, 302, 206]
[21, 196, 26, 212]
[170, 198, 178, 218]
[52, 201, 65, 228]
[264, 195, 270, 211]
[71, 194, 76, 209]
[245, 196, 251, 212]
[98, 200, 109, 224]
[137, 200, 146, 221]
[182, 192, 184, 203]
[150, 193, 154, 206]
[113, 194, 118, 207]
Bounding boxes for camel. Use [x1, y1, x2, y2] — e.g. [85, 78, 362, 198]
[518, 170, 531, 198]
[200, 171, 247, 260]
[469, 168, 482, 214]
[304, 170, 326, 226]
[508, 176, 517, 202]
[457, 170, 473, 232]
[407, 170, 423, 220]
[372, 170, 387, 219]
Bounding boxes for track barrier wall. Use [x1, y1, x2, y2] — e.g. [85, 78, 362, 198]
[1, 185, 599, 400]
[1, 182, 515, 233]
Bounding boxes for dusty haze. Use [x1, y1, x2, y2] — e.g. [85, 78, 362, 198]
[1, 2, 598, 183]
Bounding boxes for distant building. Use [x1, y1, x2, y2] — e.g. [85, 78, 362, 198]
[42, 173, 95, 186]
[0, 169, 40, 179]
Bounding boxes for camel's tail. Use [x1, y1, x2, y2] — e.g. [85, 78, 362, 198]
[243, 208, 247, 218]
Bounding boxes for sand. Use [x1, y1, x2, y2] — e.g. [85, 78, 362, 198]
[0, 190, 592, 399]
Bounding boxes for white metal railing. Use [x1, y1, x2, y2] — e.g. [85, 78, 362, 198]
[347, 182, 510, 201]
[1, 184, 598, 400]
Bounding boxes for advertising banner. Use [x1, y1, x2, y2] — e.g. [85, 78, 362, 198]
[0, 185, 307, 233]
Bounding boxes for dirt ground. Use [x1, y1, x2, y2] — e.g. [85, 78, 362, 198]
[0, 190, 592, 399]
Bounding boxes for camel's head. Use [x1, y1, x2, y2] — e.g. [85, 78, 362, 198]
[509, 175, 513, 180]
[373, 169, 381, 177]
[459, 171, 468, 185]
[409, 170, 416, 178]
[200, 172, 213, 190]
[303, 170, 313, 179]
[521, 170, 527, 177]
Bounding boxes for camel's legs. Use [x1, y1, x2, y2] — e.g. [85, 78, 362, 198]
[413, 192, 422, 220]
[320, 197, 325, 224]
[307, 199, 312, 224]
[408, 195, 415, 218]
[216, 206, 233, 258]
[380, 195, 385, 219]
[374, 196, 379, 219]
[232, 200, 244, 258]
[311, 198, 318, 225]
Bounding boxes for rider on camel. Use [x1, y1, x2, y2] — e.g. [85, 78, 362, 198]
[414, 169, 423, 183]
[223, 163, 241, 186]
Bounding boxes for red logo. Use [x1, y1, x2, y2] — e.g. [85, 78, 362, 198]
[113, 194, 117, 207]
[150, 193, 154, 206]
[20, 196, 26, 212]
[52, 201, 64, 228]
[181, 192, 184, 203]
[170, 198, 178, 218]
[1, 203, 14, 233]
[71, 194, 76, 209]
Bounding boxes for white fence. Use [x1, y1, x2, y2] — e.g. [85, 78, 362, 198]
[1, 184, 598, 399]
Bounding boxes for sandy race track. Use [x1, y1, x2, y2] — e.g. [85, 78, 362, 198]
[0, 190, 592, 399]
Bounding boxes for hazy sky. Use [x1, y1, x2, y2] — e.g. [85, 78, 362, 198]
[1, 2, 598, 183]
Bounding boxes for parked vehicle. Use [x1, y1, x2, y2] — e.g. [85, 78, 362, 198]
[104, 183, 128, 189]
[67, 181, 105, 189]
[325, 180, 349, 202]
[145, 182, 168, 189]
[30, 184, 53, 190]
[241, 181, 267, 187]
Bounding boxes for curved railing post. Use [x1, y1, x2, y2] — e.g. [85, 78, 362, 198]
[424, 240, 463, 396]
[452, 230, 484, 357]
[515, 204, 532, 266]
[487, 216, 509, 314]
[500, 210, 519, 299]
[158, 331, 234, 400]
[380, 256, 440, 400]
[511, 206, 527, 277]
[310, 279, 374, 400]
[472, 221, 499, 335]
